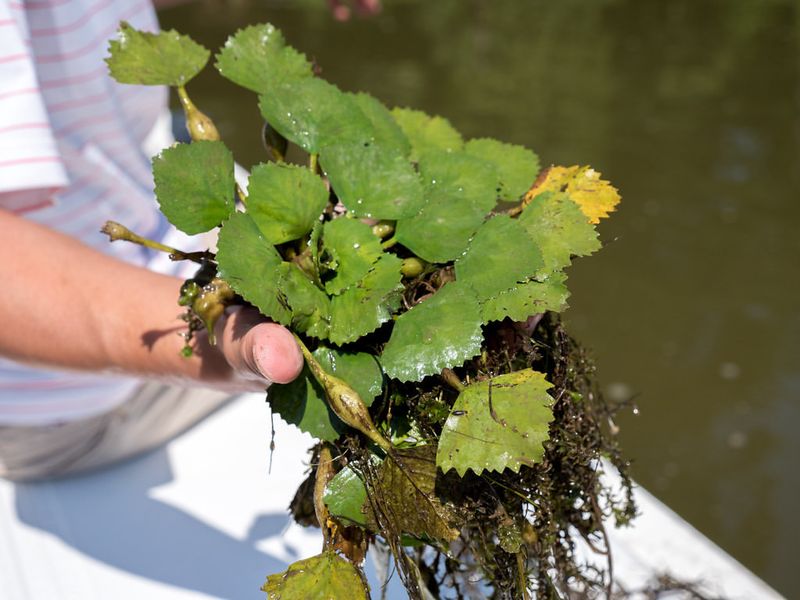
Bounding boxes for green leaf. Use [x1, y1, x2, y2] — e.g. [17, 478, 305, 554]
[464, 138, 540, 201]
[258, 78, 372, 153]
[394, 150, 498, 263]
[314, 347, 383, 407]
[349, 92, 411, 155]
[480, 273, 570, 323]
[391, 108, 463, 160]
[214, 23, 312, 93]
[321, 218, 384, 295]
[216, 212, 290, 325]
[518, 191, 601, 273]
[269, 366, 346, 442]
[262, 551, 369, 600]
[276, 263, 331, 338]
[320, 141, 425, 220]
[437, 369, 554, 476]
[324, 463, 373, 527]
[106, 22, 209, 87]
[246, 163, 328, 244]
[365, 445, 459, 542]
[381, 283, 483, 382]
[329, 254, 404, 345]
[455, 214, 543, 300]
[152, 141, 234, 235]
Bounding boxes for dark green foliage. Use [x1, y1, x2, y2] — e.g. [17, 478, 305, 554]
[153, 141, 234, 235]
[246, 163, 329, 244]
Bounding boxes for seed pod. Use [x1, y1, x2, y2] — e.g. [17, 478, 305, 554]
[177, 86, 220, 142]
[100, 220, 131, 242]
[296, 336, 392, 453]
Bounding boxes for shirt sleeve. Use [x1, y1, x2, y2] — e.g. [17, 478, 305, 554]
[0, 2, 68, 212]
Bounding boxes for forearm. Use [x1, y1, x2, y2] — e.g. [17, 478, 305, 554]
[0, 209, 243, 389]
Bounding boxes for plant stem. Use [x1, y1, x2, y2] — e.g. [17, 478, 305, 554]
[309, 152, 319, 174]
[381, 235, 398, 250]
[236, 182, 247, 207]
[506, 203, 525, 217]
[483, 475, 537, 505]
[516, 552, 531, 600]
[314, 443, 336, 550]
[441, 368, 465, 393]
[101, 221, 213, 264]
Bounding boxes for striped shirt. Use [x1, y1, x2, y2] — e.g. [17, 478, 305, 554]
[0, 0, 186, 425]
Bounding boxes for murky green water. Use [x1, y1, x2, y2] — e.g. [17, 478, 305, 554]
[161, 1, 799, 596]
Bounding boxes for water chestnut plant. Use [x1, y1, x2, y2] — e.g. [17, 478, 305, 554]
[105, 21, 633, 599]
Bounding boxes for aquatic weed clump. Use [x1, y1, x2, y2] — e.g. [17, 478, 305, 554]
[104, 21, 630, 599]
[291, 313, 636, 598]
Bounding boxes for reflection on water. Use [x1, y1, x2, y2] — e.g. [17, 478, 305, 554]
[161, 1, 799, 596]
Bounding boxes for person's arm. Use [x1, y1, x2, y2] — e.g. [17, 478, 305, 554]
[0, 208, 302, 392]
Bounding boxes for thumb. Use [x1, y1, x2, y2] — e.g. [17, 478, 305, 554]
[218, 307, 304, 386]
[244, 321, 304, 384]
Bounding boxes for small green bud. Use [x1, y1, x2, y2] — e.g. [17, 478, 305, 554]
[371, 221, 395, 239]
[190, 278, 234, 344]
[178, 281, 201, 306]
[400, 257, 426, 278]
[100, 221, 132, 242]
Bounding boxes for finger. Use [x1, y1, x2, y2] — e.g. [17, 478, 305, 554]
[217, 306, 303, 385]
[245, 322, 304, 384]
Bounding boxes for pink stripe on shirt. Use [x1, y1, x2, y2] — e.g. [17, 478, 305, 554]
[12, 0, 74, 9]
[0, 53, 27, 64]
[55, 111, 116, 136]
[33, 0, 150, 63]
[29, 0, 113, 36]
[47, 91, 107, 112]
[39, 65, 106, 89]
[0, 87, 39, 100]
[0, 122, 49, 134]
[0, 155, 61, 167]
[9, 195, 58, 215]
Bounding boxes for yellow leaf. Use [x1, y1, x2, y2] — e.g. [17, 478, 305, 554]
[522, 165, 620, 224]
